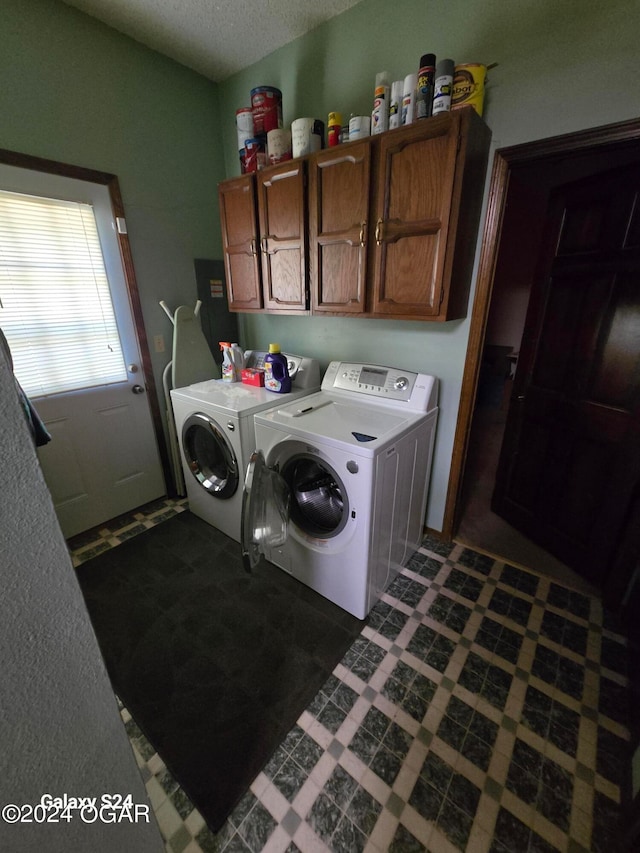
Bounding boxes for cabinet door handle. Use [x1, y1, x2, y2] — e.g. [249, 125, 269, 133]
[250, 238, 257, 256]
[359, 221, 367, 247]
[261, 236, 268, 254]
[375, 218, 384, 246]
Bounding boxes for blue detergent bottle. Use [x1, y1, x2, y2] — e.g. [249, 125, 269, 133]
[264, 343, 291, 393]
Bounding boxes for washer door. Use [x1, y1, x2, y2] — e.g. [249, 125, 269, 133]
[281, 454, 348, 539]
[242, 450, 290, 572]
[182, 413, 238, 499]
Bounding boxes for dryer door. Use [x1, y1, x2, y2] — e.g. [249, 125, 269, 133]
[241, 449, 290, 572]
[182, 413, 239, 499]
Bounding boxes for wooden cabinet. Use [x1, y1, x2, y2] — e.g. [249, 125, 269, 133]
[308, 141, 371, 314]
[218, 175, 262, 311]
[218, 162, 308, 313]
[370, 108, 490, 320]
[257, 160, 307, 313]
[219, 108, 490, 321]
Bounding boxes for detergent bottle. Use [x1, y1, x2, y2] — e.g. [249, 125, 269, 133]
[264, 343, 291, 393]
[219, 342, 237, 382]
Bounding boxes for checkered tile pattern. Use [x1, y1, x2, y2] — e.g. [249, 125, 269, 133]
[68, 498, 189, 566]
[72, 515, 629, 853]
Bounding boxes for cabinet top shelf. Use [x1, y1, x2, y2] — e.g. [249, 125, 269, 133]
[220, 108, 489, 185]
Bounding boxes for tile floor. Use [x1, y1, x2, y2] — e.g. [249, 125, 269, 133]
[70, 501, 629, 853]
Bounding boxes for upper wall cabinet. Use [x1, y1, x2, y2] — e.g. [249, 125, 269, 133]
[218, 162, 308, 314]
[370, 109, 490, 320]
[218, 175, 263, 311]
[257, 160, 308, 313]
[308, 141, 371, 314]
[219, 108, 491, 321]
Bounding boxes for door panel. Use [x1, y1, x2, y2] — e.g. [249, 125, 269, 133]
[493, 164, 640, 586]
[258, 162, 307, 311]
[371, 116, 459, 316]
[218, 176, 262, 310]
[41, 416, 87, 506]
[309, 143, 370, 313]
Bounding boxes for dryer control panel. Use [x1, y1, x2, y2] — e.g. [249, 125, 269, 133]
[322, 362, 438, 412]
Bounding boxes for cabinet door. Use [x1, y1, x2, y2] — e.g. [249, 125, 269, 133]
[257, 161, 308, 313]
[309, 143, 371, 314]
[371, 114, 460, 318]
[218, 175, 262, 311]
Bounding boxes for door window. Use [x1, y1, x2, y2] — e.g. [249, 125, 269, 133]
[282, 455, 348, 538]
[182, 414, 239, 498]
[0, 189, 127, 397]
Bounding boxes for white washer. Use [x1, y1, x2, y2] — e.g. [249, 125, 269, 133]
[170, 352, 320, 542]
[242, 361, 438, 619]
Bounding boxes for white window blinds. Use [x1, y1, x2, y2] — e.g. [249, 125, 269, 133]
[0, 189, 127, 398]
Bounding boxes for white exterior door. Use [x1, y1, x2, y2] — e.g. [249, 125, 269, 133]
[0, 163, 165, 538]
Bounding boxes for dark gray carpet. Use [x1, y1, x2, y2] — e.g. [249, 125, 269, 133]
[76, 510, 364, 832]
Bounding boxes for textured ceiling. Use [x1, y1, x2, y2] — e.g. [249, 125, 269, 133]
[62, 0, 364, 82]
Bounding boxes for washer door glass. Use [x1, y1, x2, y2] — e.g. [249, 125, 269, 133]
[242, 450, 289, 572]
[281, 455, 348, 538]
[182, 413, 238, 499]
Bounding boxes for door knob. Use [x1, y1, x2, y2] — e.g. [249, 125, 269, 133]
[132, 384, 145, 394]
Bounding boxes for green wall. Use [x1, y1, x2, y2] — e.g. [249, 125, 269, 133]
[217, 0, 640, 529]
[2, 0, 639, 531]
[0, 0, 223, 400]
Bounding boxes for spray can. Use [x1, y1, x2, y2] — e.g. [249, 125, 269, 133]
[264, 343, 291, 393]
[328, 112, 342, 146]
[432, 59, 455, 115]
[371, 71, 390, 135]
[416, 54, 436, 119]
[389, 80, 403, 129]
[401, 73, 417, 125]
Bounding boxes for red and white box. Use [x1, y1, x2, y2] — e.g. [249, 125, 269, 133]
[241, 368, 265, 387]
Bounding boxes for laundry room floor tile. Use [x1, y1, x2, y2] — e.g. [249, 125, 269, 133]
[71, 507, 630, 852]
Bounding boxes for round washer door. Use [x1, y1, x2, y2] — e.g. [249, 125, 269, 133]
[241, 450, 290, 572]
[280, 454, 349, 539]
[182, 412, 238, 499]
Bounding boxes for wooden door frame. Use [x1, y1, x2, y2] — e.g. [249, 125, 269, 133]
[0, 147, 171, 496]
[442, 115, 640, 542]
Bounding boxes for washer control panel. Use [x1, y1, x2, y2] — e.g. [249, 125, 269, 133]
[324, 362, 417, 402]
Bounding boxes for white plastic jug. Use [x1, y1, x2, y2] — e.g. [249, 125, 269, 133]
[220, 342, 237, 382]
[231, 343, 245, 378]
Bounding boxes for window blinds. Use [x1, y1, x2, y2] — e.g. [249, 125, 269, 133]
[0, 189, 127, 398]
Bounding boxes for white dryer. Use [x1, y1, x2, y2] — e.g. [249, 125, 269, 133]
[170, 352, 320, 542]
[242, 361, 438, 619]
